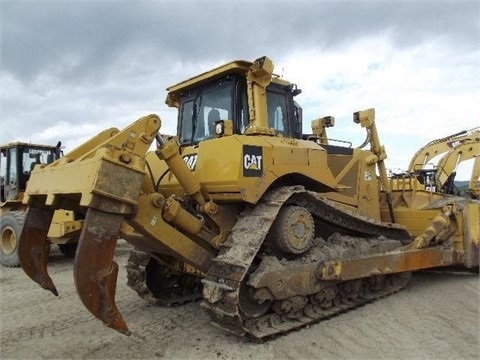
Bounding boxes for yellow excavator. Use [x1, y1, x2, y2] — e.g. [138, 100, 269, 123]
[18, 57, 479, 339]
[407, 126, 479, 173]
[392, 127, 479, 199]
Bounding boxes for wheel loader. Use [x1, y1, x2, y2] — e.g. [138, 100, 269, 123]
[0, 142, 83, 266]
[18, 56, 479, 339]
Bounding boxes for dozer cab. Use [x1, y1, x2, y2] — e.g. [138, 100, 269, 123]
[19, 56, 479, 339]
[0, 142, 83, 266]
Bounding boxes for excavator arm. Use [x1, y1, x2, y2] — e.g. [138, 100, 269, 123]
[407, 126, 479, 173]
[469, 156, 480, 199]
[435, 140, 480, 195]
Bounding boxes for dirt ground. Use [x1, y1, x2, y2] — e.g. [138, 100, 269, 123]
[1, 240, 478, 360]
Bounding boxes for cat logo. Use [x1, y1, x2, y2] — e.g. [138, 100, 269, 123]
[183, 154, 198, 171]
[243, 145, 263, 177]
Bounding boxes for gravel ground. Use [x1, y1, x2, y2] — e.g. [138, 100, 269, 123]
[1, 240, 479, 360]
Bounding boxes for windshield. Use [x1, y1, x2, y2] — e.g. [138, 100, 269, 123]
[178, 84, 233, 145]
[23, 146, 56, 174]
[176, 77, 295, 143]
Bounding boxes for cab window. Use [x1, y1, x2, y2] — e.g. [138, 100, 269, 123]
[178, 82, 233, 145]
[236, 81, 249, 134]
[267, 90, 290, 136]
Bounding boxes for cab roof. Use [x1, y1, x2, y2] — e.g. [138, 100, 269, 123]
[0, 142, 56, 150]
[165, 58, 291, 107]
[167, 60, 251, 93]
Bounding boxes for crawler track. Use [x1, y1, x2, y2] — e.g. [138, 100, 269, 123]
[126, 249, 202, 306]
[243, 272, 411, 339]
[202, 186, 412, 339]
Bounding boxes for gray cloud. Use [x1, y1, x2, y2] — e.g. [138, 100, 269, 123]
[2, 1, 478, 83]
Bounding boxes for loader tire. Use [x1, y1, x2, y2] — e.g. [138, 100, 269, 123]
[0, 211, 26, 267]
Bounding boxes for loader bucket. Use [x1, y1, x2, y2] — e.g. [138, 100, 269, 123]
[18, 207, 57, 296]
[74, 208, 130, 335]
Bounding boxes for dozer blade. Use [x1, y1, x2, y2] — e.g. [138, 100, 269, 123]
[18, 207, 57, 296]
[74, 208, 130, 335]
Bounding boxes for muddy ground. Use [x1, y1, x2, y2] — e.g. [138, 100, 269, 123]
[1, 240, 478, 360]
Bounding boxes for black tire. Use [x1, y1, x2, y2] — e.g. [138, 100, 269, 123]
[0, 211, 26, 267]
[58, 242, 78, 258]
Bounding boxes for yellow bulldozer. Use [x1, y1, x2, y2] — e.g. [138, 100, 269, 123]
[18, 56, 479, 339]
[0, 142, 83, 267]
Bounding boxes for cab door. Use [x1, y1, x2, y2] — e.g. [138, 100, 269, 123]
[0, 145, 19, 202]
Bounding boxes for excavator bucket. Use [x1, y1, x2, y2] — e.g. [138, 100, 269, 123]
[18, 207, 57, 295]
[74, 208, 130, 335]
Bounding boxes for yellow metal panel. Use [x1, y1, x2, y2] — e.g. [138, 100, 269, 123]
[22, 115, 160, 214]
[155, 135, 338, 205]
[320, 247, 453, 281]
[467, 202, 479, 245]
[389, 209, 439, 237]
[127, 194, 214, 273]
[47, 220, 82, 239]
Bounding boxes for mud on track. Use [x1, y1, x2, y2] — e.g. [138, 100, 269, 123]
[1, 240, 479, 360]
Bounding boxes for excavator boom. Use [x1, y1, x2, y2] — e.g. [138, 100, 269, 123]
[469, 156, 480, 199]
[407, 126, 479, 172]
[435, 139, 480, 195]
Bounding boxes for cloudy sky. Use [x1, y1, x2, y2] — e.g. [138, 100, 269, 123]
[1, 0, 479, 180]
